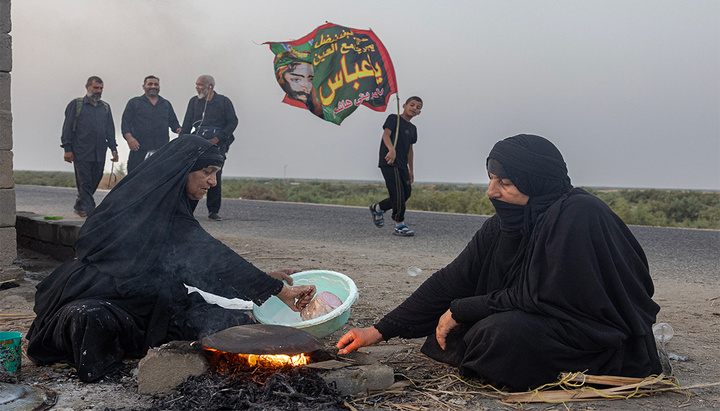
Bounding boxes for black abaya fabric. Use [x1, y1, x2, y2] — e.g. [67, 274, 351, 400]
[374, 135, 661, 391]
[376, 190, 662, 390]
[26, 135, 283, 382]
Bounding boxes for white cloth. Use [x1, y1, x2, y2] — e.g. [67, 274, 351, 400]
[185, 284, 254, 310]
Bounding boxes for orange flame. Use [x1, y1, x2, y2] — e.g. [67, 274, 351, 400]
[243, 353, 310, 368]
[205, 348, 310, 371]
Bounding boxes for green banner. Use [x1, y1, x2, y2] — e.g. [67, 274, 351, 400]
[267, 23, 398, 125]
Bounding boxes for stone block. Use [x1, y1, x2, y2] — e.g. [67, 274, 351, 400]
[0, 0, 9, 34]
[0, 149, 12, 188]
[56, 220, 81, 246]
[318, 364, 395, 396]
[0, 225, 16, 268]
[35, 218, 59, 243]
[14, 212, 82, 245]
[0, 187, 14, 227]
[15, 212, 80, 261]
[137, 341, 209, 395]
[0, 73, 9, 111]
[0, 263, 23, 282]
[16, 235, 75, 262]
[0, 110, 11, 150]
[15, 211, 40, 239]
[0, 33, 10, 72]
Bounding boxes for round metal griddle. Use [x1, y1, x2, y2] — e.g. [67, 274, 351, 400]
[201, 324, 323, 355]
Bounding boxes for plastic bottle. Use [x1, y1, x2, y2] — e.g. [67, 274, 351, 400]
[653, 323, 674, 344]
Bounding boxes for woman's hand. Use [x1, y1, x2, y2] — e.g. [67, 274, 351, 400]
[336, 327, 384, 354]
[436, 309, 460, 350]
[267, 269, 299, 285]
[276, 284, 316, 312]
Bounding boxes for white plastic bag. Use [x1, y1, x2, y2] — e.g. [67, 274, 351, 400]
[300, 291, 343, 320]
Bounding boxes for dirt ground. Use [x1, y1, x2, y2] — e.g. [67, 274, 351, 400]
[2, 234, 719, 410]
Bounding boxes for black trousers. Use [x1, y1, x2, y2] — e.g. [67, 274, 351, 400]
[206, 167, 222, 214]
[126, 149, 147, 174]
[198, 142, 227, 215]
[378, 166, 412, 223]
[127, 146, 164, 174]
[73, 160, 104, 214]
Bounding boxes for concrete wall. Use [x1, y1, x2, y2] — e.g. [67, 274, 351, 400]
[0, 0, 21, 282]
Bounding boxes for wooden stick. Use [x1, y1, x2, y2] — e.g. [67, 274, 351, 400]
[0, 279, 16, 285]
[343, 401, 358, 411]
[501, 374, 680, 403]
[560, 373, 670, 388]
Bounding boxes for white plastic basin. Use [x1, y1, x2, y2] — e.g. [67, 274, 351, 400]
[253, 270, 358, 338]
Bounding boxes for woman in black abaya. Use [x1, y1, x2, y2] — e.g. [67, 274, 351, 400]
[337, 134, 662, 391]
[27, 135, 315, 382]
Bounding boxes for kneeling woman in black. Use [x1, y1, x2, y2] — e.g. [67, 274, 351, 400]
[27, 135, 315, 382]
[337, 134, 662, 391]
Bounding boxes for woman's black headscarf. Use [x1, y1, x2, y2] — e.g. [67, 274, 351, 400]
[486, 134, 573, 236]
[75, 135, 224, 278]
[487, 134, 571, 197]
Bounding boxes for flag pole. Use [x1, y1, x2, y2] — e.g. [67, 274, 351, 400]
[393, 94, 400, 147]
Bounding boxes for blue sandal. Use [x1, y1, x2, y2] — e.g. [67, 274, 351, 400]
[393, 224, 414, 236]
[370, 204, 384, 227]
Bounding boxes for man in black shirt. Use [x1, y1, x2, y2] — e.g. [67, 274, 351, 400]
[121, 75, 181, 173]
[181, 75, 238, 221]
[60, 76, 118, 217]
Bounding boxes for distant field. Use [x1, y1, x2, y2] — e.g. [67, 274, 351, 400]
[14, 170, 720, 229]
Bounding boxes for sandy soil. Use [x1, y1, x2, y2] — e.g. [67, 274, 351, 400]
[2, 234, 719, 410]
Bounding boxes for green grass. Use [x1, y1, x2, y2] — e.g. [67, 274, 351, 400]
[14, 171, 720, 229]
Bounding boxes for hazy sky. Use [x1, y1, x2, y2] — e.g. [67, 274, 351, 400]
[10, 0, 720, 190]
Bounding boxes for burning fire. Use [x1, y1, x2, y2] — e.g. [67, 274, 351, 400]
[205, 348, 310, 372]
[242, 353, 309, 368]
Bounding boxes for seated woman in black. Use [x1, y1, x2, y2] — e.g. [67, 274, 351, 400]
[27, 135, 315, 382]
[337, 134, 662, 391]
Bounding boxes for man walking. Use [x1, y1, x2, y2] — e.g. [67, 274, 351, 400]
[61, 76, 118, 217]
[181, 75, 238, 221]
[121, 75, 181, 173]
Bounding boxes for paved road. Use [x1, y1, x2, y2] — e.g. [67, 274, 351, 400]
[15, 184, 720, 284]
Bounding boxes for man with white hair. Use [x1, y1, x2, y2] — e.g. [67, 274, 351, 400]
[180, 75, 238, 221]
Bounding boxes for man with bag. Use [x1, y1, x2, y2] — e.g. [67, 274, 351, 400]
[181, 75, 238, 221]
[60, 76, 119, 217]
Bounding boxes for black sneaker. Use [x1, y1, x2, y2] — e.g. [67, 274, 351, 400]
[74, 209, 87, 218]
[208, 213, 222, 221]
